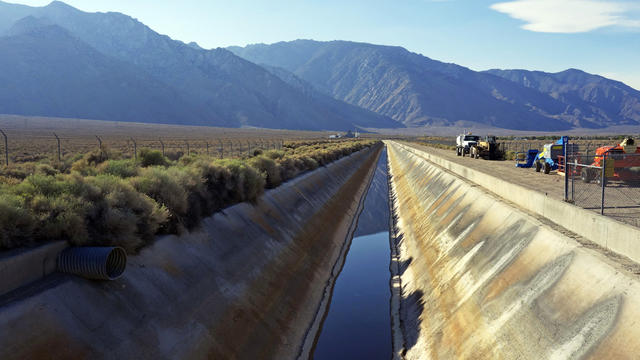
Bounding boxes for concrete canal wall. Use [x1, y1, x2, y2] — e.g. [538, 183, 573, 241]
[0, 143, 382, 360]
[387, 140, 640, 359]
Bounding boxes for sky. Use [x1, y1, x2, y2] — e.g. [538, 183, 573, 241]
[7, 0, 640, 89]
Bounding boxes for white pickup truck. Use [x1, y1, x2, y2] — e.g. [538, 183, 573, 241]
[456, 134, 479, 157]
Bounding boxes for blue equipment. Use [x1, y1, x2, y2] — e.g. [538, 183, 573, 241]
[515, 149, 539, 168]
[533, 136, 578, 174]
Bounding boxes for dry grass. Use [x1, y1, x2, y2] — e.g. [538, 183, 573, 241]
[0, 115, 346, 164]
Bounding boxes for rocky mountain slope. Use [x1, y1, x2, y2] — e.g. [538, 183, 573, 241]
[230, 40, 640, 130]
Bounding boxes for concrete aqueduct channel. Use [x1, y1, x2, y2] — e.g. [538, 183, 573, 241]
[2, 140, 640, 359]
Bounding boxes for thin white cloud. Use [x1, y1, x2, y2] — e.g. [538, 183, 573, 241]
[491, 0, 640, 33]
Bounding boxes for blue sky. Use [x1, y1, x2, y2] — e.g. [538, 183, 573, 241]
[8, 0, 640, 89]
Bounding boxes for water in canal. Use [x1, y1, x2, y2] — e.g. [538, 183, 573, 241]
[313, 149, 392, 359]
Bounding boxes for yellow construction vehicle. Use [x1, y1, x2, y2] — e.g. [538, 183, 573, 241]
[470, 135, 502, 160]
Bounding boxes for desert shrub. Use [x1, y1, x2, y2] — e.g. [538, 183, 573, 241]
[178, 154, 200, 166]
[86, 175, 168, 251]
[165, 151, 184, 161]
[249, 156, 281, 188]
[35, 163, 59, 176]
[215, 158, 265, 204]
[278, 156, 305, 181]
[0, 138, 377, 252]
[0, 193, 35, 248]
[98, 159, 139, 178]
[504, 150, 516, 160]
[0, 176, 21, 186]
[130, 167, 189, 232]
[8, 174, 93, 246]
[0, 163, 37, 180]
[139, 148, 168, 167]
[300, 156, 319, 171]
[71, 147, 116, 175]
[27, 192, 89, 245]
[264, 150, 285, 160]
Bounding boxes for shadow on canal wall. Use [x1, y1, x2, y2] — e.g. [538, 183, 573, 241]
[0, 144, 382, 360]
[387, 140, 640, 359]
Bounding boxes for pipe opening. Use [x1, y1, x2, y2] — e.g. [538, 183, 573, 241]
[57, 247, 127, 280]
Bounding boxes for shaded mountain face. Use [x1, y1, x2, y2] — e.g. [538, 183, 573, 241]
[485, 69, 640, 127]
[0, 1, 400, 131]
[0, 18, 207, 125]
[230, 40, 640, 130]
[261, 64, 400, 129]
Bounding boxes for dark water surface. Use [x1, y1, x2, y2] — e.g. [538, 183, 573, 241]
[313, 149, 391, 360]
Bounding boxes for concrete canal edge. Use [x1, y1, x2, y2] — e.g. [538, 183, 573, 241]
[0, 143, 382, 360]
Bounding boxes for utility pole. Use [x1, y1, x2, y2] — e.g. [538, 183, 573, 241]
[53, 133, 61, 162]
[0, 129, 7, 166]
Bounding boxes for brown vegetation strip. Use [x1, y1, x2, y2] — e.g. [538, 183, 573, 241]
[0, 139, 379, 252]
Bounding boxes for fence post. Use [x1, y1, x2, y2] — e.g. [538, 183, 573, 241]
[95, 135, 103, 162]
[130, 137, 137, 161]
[563, 138, 568, 201]
[230, 141, 234, 156]
[159, 138, 165, 157]
[601, 153, 606, 215]
[571, 158, 575, 202]
[219, 139, 223, 159]
[53, 132, 61, 162]
[0, 129, 7, 166]
[247, 141, 251, 156]
[185, 141, 190, 156]
[206, 141, 209, 156]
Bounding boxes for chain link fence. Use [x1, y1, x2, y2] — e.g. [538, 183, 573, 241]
[565, 148, 640, 227]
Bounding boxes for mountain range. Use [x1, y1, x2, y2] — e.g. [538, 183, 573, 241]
[1, 1, 639, 131]
[0, 1, 400, 131]
[230, 40, 640, 130]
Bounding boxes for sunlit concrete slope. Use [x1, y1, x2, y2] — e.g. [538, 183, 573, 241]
[386, 140, 640, 359]
[0, 144, 382, 360]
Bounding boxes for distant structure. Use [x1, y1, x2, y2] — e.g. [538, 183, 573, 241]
[329, 130, 360, 139]
[343, 130, 360, 138]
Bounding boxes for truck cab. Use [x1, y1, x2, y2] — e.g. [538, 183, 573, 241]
[456, 134, 479, 157]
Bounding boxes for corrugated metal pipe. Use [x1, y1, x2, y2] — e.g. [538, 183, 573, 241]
[57, 247, 127, 280]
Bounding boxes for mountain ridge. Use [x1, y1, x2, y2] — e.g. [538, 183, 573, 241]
[230, 40, 640, 130]
[0, 1, 401, 130]
[1, 1, 638, 131]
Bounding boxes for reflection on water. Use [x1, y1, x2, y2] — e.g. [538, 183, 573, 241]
[313, 232, 391, 360]
[313, 149, 391, 360]
[353, 151, 390, 238]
